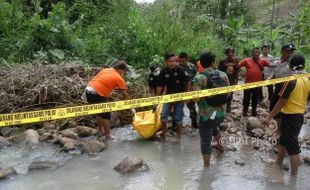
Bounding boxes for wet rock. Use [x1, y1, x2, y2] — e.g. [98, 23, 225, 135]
[114, 156, 149, 174]
[304, 112, 310, 119]
[227, 127, 238, 134]
[0, 127, 18, 137]
[282, 164, 290, 171]
[226, 144, 237, 152]
[234, 159, 245, 166]
[0, 136, 10, 148]
[259, 156, 276, 164]
[182, 126, 193, 135]
[57, 119, 78, 131]
[0, 167, 17, 179]
[246, 117, 262, 131]
[39, 133, 55, 142]
[117, 109, 135, 125]
[231, 109, 242, 118]
[110, 112, 121, 128]
[38, 128, 46, 135]
[73, 126, 96, 137]
[225, 116, 234, 123]
[14, 129, 39, 147]
[63, 142, 76, 151]
[28, 161, 60, 171]
[81, 140, 106, 155]
[60, 129, 78, 139]
[253, 144, 260, 150]
[251, 128, 264, 138]
[219, 123, 228, 131]
[304, 156, 310, 165]
[42, 122, 56, 130]
[54, 137, 78, 152]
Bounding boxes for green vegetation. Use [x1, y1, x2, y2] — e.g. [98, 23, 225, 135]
[0, 0, 309, 69]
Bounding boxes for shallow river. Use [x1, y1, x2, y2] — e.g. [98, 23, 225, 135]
[1, 126, 310, 190]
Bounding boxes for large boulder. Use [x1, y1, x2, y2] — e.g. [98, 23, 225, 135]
[0, 167, 17, 180]
[73, 126, 96, 137]
[14, 129, 39, 147]
[53, 137, 78, 152]
[246, 117, 262, 131]
[60, 129, 78, 139]
[0, 136, 10, 149]
[80, 140, 106, 155]
[114, 156, 149, 174]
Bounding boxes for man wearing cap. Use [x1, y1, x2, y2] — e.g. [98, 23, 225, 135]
[263, 54, 310, 177]
[85, 60, 129, 140]
[269, 44, 296, 138]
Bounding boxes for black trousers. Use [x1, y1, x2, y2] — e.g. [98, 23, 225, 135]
[243, 87, 262, 116]
[267, 84, 274, 101]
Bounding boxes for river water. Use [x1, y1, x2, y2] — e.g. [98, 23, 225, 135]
[1, 126, 310, 190]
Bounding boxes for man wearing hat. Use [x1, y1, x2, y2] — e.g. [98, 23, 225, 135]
[263, 54, 310, 177]
[269, 44, 296, 138]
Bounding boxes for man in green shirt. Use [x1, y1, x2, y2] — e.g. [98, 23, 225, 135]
[192, 51, 230, 167]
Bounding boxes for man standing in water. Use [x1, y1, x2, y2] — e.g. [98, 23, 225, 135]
[269, 44, 296, 138]
[192, 51, 229, 167]
[218, 47, 240, 113]
[85, 61, 129, 140]
[263, 54, 310, 178]
[156, 53, 190, 141]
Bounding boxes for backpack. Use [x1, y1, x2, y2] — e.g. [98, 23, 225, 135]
[201, 70, 229, 107]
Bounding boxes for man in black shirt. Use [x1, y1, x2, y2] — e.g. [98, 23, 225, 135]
[178, 52, 198, 128]
[156, 53, 190, 141]
[148, 65, 160, 95]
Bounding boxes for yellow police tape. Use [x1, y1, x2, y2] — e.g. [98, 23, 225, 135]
[0, 73, 309, 127]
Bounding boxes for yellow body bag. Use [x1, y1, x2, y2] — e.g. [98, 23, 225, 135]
[132, 104, 162, 139]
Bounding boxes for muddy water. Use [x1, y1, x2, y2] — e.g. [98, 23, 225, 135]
[1, 126, 310, 190]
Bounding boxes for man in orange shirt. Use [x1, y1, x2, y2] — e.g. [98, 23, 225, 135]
[85, 61, 129, 140]
[196, 60, 204, 73]
[239, 47, 271, 116]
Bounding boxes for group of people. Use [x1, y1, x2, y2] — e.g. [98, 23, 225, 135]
[84, 44, 310, 178]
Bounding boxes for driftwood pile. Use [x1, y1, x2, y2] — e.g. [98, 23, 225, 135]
[0, 61, 150, 125]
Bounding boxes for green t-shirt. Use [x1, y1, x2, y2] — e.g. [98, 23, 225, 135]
[192, 68, 229, 122]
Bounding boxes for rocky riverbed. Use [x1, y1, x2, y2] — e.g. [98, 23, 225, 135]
[1, 90, 310, 190]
